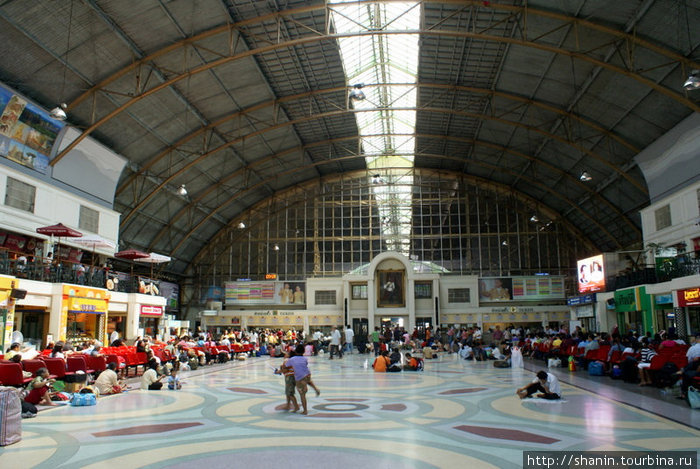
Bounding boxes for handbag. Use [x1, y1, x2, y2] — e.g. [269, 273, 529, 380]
[70, 392, 97, 407]
[688, 386, 700, 409]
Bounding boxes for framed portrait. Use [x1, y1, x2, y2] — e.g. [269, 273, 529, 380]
[377, 270, 405, 307]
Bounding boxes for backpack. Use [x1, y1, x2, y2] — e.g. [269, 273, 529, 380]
[657, 362, 679, 388]
[415, 358, 424, 371]
[620, 357, 639, 383]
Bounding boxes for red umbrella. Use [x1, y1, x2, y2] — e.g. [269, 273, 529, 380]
[114, 249, 150, 260]
[36, 223, 83, 238]
[115, 249, 150, 286]
[36, 223, 83, 264]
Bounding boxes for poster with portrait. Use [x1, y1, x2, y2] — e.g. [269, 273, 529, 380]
[577, 254, 606, 293]
[275, 281, 306, 305]
[377, 270, 405, 307]
[479, 278, 513, 301]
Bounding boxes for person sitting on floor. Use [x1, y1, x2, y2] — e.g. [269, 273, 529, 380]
[141, 358, 165, 390]
[95, 362, 127, 395]
[388, 348, 402, 372]
[372, 350, 391, 372]
[25, 367, 56, 406]
[404, 353, 422, 371]
[516, 370, 561, 400]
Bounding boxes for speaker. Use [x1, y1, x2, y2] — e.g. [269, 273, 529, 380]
[10, 288, 27, 299]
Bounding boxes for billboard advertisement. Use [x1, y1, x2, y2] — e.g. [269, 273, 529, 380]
[577, 254, 606, 293]
[225, 281, 306, 305]
[479, 276, 565, 302]
[0, 82, 65, 174]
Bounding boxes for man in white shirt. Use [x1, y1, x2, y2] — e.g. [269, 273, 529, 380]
[329, 326, 342, 359]
[344, 325, 355, 354]
[516, 370, 561, 400]
[687, 333, 700, 361]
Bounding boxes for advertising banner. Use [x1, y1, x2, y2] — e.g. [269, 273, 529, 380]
[677, 287, 700, 307]
[577, 254, 606, 293]
[140, 305, 164, 317]
[225, 281, 306, 305]
[0, 82, 65, 174]
[479, 276, 565, 302]
[159, 281, 179, 311]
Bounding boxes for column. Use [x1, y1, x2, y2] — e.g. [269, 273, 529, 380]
[367, 278, 375, 330]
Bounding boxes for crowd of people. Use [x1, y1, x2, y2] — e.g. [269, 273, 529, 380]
[7, 322, 698, 419]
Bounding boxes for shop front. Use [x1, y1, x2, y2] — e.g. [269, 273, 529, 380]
[138, 305, 164, 338]
[568, 293, 596, 332]
[60, 285, 109, 348]
[614, 286, 653, 335]
[653, 293, 676, 332]
[676, 287, 700, 335]
[308, 313, 342, 335]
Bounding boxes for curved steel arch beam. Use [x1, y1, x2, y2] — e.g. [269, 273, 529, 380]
[115, 82, 641, 199]
[53, 9, 700, 165]
[159, 153, 623, 269]
[118, 104, 647, 230]
[67, 1, 699, 113]
[142, 133, 639, 250]
[191, 166, 601, 272]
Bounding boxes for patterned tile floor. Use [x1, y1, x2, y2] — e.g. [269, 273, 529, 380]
[2, 354, 698, 468]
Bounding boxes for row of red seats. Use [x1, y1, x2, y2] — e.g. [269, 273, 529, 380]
[0, 354, 105, 387]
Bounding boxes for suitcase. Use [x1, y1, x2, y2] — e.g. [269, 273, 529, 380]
[0, 386, 22, 446]
[588, 361, 604, 376]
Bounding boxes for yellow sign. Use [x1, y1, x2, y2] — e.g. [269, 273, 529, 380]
[66, 297, 108, 314]
[265, 273, 278, 280]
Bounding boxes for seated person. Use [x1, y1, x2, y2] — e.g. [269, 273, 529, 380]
[140, 359, 165, 390]
[95, 362, 127, 395]
[404, 353, 422, 371]
[388, 348, 402, 372]
[5, 342, 22, 360]
[372, 350, 391, 372]
[459, 344, 474, 360]
[516, 370, 561, 400]
[25, 368, 56, 406]
[167, 367, 183, 390]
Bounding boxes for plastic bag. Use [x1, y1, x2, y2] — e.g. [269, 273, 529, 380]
[511, 346, 524, 368]
[688, 386, 700, 409]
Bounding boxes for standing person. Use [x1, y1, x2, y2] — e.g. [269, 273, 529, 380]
[371, 327, 381, 356]
[344, 325, 355, 355]
[277, 349, 300, 412]
[329, 325, 342, 359]
[286, 344, 320, 415]
[516, 370, 562, 400]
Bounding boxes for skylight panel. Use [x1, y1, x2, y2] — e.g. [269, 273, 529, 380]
[330, 1, 420, 256]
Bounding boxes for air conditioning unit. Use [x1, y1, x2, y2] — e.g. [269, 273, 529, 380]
[207, 301, 223, 311]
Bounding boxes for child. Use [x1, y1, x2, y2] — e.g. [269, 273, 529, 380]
[285, 344, 320, 415]
[167, 366, 183, 390]
[277, 350, 299, 412]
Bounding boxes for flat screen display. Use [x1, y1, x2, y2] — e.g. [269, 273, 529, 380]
[577, 254, 606, 293]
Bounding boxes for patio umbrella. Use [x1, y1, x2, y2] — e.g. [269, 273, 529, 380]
[135, 252, 171, 278]
[74, 235, 116, 267]
[114, 249, 150, 260]
[114, 249, 151, 286]
[36, 223, 83, 263]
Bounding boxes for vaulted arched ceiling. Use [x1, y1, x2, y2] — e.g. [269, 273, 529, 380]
[0, 0, 697, 275]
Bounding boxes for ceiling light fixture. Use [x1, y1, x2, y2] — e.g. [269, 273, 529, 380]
[529, 215, 539, 223]
[349, 83, 366, 101]
[50, 103, 67, 121]
[177, 184, 188, 196]
[501, 240, 508, 246]
[237, 222, 246, 229]
[579, 171, 593, 182]
[683, 70, 700, 90]
[272, 244, 280, 251]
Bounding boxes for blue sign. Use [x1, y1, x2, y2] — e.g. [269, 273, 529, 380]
[567, 293, 596, 306]
[655, 294, 673, 305]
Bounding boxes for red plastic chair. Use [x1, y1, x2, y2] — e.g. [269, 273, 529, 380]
[21, 359, 46, 376]
[87, 355, 107, 374]
[43, 357, 67, 379]
[0, 362, 31, 387]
